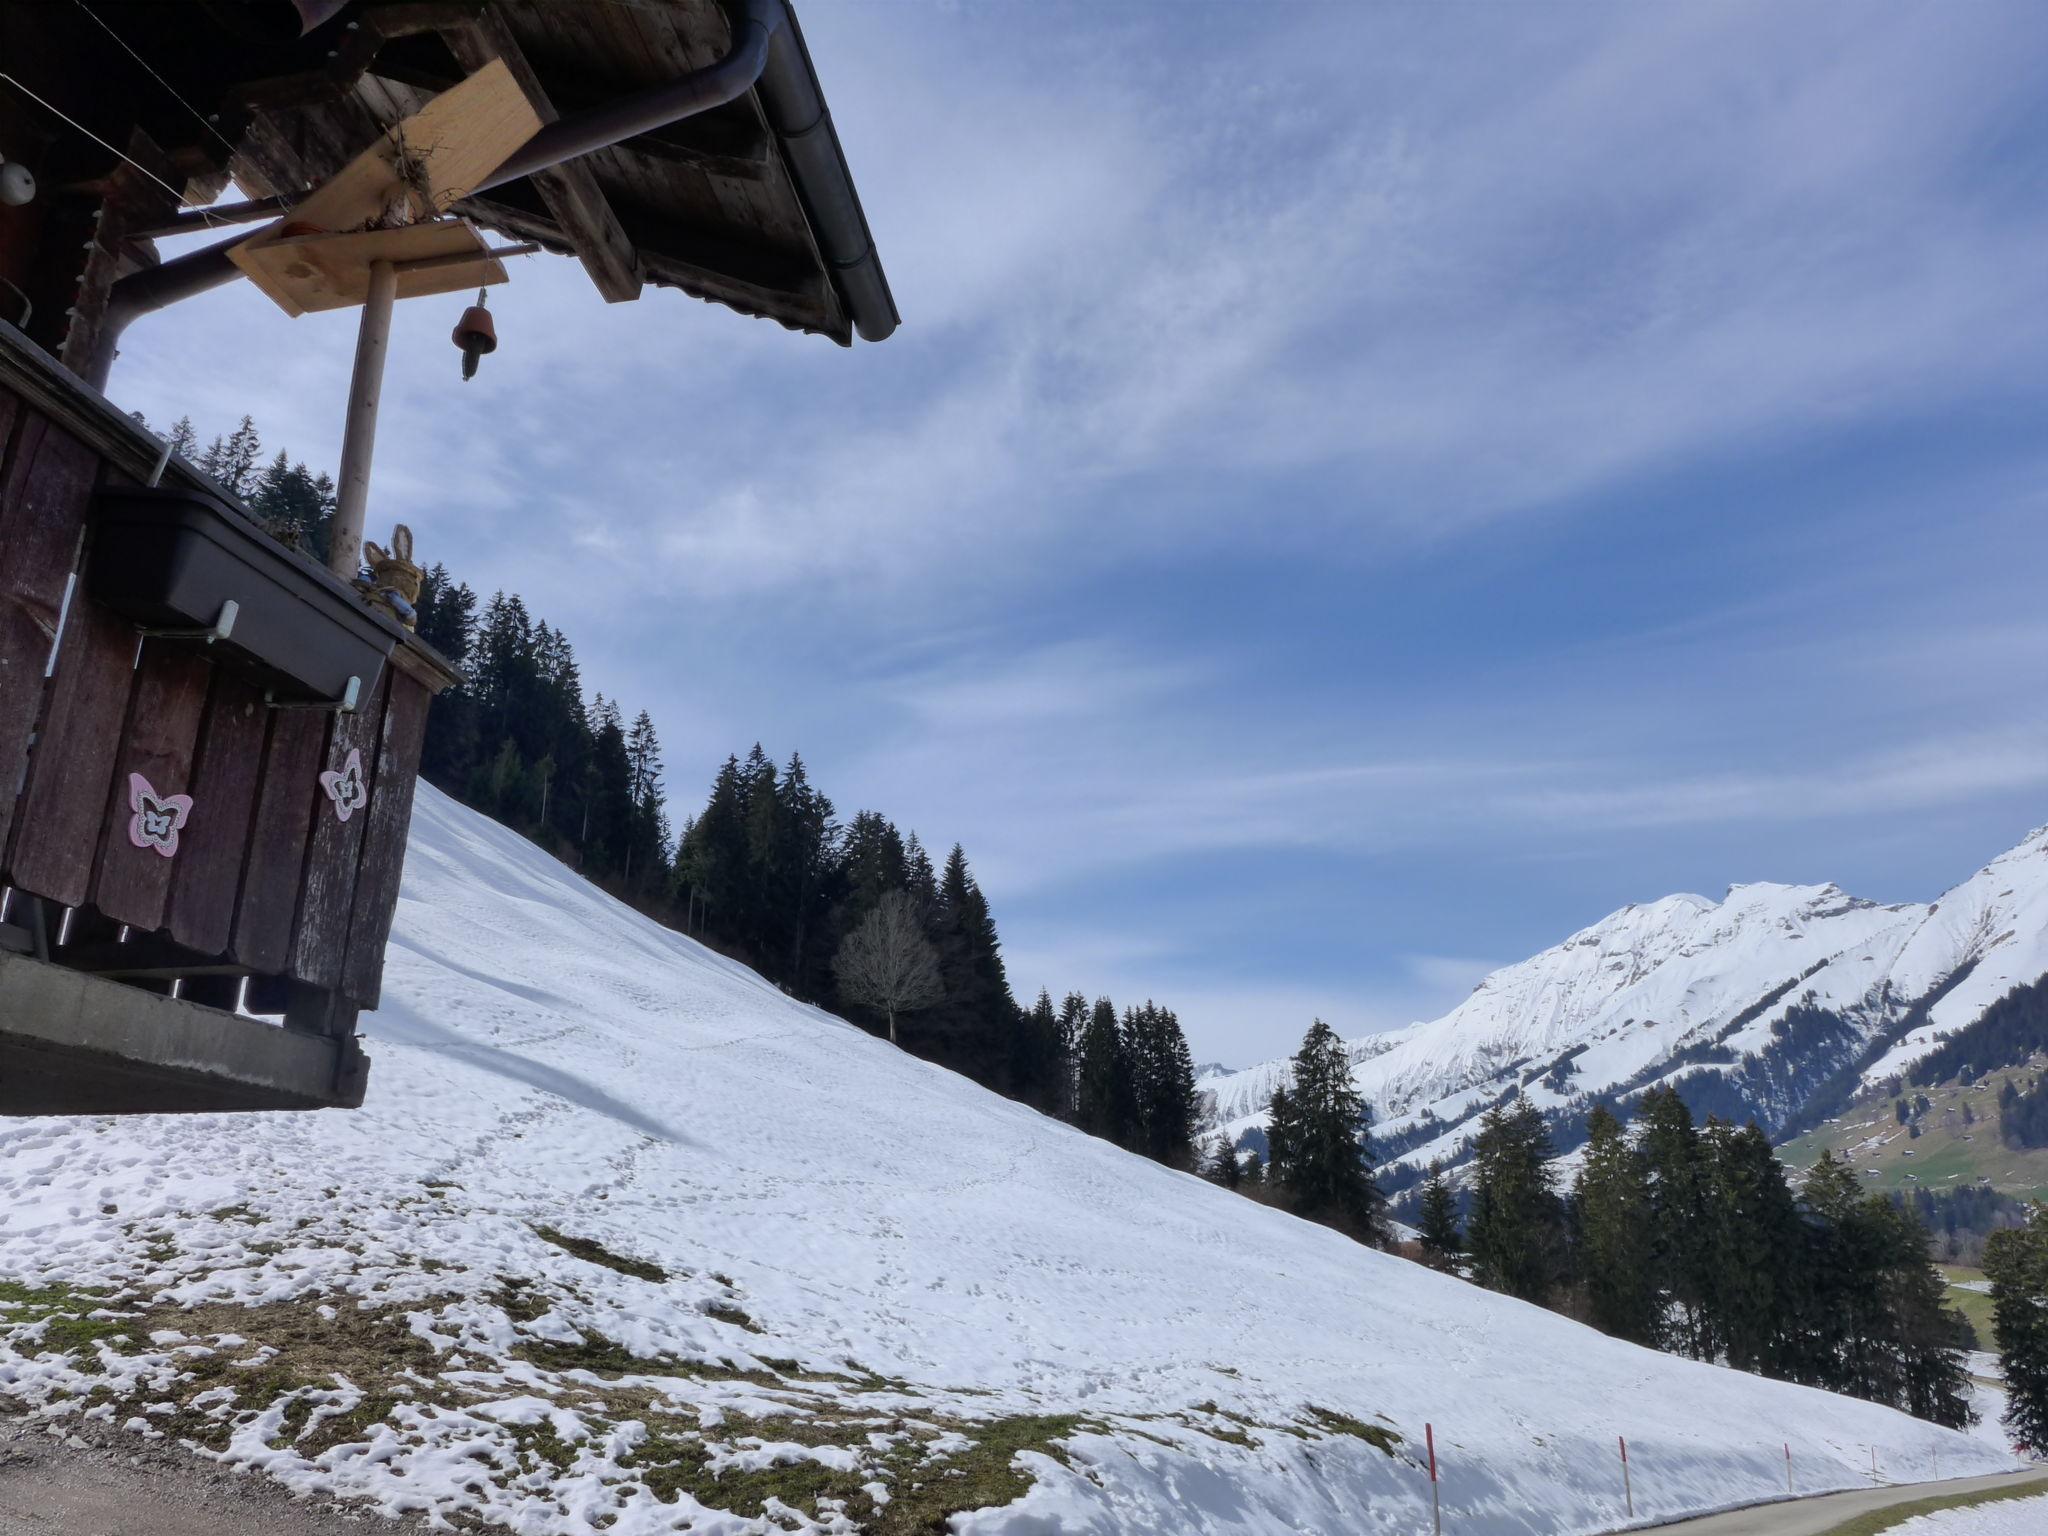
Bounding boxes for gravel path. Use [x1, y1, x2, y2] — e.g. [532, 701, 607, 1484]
[0, 1416, 432, 1536]
[1639, 1468, 2048, 1536]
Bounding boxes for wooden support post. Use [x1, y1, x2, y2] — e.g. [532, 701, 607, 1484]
[282, 979, 358, 1040]
[329, 258, 397, 579]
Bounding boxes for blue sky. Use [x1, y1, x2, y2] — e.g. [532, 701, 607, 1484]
[116, 1, 2048, 1065]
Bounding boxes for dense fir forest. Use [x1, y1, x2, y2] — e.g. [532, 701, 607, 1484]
[154, 413, 1207, 1169]
[1403, 1089, 1976, 1427]
[1909, 975, 2048, 1087]
[1999, 1073, 2048, 1148]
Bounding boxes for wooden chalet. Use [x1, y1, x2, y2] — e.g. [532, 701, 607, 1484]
[0, 0, 894, 1113]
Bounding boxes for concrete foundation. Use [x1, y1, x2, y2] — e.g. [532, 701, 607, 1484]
[0, 950, 368, 1113]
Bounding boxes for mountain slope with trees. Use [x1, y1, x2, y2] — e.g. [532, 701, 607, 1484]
[1206, 824, 2048, 1200]
[0, 787, 2013, 1534]
[138, 410, 1205, 1165]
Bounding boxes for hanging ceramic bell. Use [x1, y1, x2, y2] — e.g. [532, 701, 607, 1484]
[451, 289, 497, 381]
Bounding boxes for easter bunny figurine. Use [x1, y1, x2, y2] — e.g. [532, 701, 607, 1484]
[360, 523, 423, 628]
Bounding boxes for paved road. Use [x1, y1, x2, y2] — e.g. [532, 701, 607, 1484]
[1639, 1467, 2048, 1536]
[0, 1416, 430, 1536]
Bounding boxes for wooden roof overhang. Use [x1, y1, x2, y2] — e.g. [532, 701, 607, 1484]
[0, 0, 895, 372]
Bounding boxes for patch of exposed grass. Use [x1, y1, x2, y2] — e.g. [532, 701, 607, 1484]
[1937, 1267, 1997, 1352]
[0, 1280, 127, 1362]
[490, 1276, 553, 1323]
[620, 1410, 1088, 1534]
[1814, 1475, 2048, 1535]
[874, 1414, 1086, 1534]
[515, 1331, 668, 1377]
[5, 1283, 1093, 1533]
[110, 1297, 458, 1454]
[143, 1297, 444, 1407]
[1302, 1405, 1401, 1455]
[532, 1225, 667, 1282]
[705, 1301, 763, 1334]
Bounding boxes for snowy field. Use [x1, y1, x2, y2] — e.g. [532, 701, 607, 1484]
[1889, 1492, 2048, 1535]
[0, 788, 2022, 1534]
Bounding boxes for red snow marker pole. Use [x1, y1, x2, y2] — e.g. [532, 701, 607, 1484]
[1620, 1435, 1633, 1519]
[1427, 1422, 1441, 1536]
[1785, 1442, 1792, 1495]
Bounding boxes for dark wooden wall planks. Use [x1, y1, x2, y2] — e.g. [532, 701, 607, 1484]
[0, 407, 96, 864]
[88, 641, 211, 930]
[165, 671, 269, 957]
[341, 669, 431, 1007]
[0, 359, 450, 1024]
[289, 667, 391, 994]
[9, 596, 133, 909]
[229, 707, 327, 975]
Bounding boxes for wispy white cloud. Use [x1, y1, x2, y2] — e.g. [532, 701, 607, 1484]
[101, 2, 2048, 1068]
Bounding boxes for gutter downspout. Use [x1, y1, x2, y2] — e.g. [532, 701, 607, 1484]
[754, 3, 898, 343]
[90, 0, 784, 389]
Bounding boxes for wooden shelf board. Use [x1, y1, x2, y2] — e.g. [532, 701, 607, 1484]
[229, 219, 509, 315]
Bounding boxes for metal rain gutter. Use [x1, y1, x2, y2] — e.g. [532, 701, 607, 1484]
[755, 0, 898, 344]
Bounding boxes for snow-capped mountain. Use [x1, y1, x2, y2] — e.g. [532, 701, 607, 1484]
[1207, 824, 2048, 1179]
[0, 787, 2016, 1533]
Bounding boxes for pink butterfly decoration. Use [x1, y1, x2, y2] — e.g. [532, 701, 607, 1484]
[126, 772, 194, 858]
[320, 747, 369, 823]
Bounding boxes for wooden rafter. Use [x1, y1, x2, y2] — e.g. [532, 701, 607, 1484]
[441, 14, 643, 303]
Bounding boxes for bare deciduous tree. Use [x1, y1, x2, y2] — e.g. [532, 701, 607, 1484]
[834, 890, 943, 1046]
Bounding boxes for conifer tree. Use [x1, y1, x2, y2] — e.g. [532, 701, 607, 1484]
[1800, 1151, 1972, 1424]
[1700, 1119, 1805, 1375]
[1639, 1086, 1716, 1357]
[1801, 1150, 1882, 1395]
[1417, 1162, 1463, 1271]
[1076, 996, 1128, 1142]
[1013, 989, 1066, 1115]
[1125, 1002, 1199, 1165]
[1985, 1206, 2048, 1451]
[840, 812, 908, 925]
[1467, 1098, 1567, 1303]
[1205, 1133, 1244, 1189]
[1571, 1104, 1659, 1344]
[772, 752, 837, 993]
[1870, 1198, 1974, 1428]
[1056, 992, 1089, 1120]
[1277, 1018, 1385, 1241]
[914, 845, 1018, 1089]
[1265, 1085, 1299, 1191]
[165, 414, 198, 460]
[904, 834, 937, 916]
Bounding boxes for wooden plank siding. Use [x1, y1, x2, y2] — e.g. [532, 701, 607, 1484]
[0, 340, 456, 1038]
[341, 669, 431, 1007]
[87, 642, 211, 930]
[0, 408, 95, 864]
[288, 668, 392, 991]
[229, 708, 328, 974]
[7, 598, 134, 910]
[164, 671, 270, 957]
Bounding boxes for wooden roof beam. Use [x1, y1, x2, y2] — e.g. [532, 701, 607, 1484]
[441, 16, 642, 303]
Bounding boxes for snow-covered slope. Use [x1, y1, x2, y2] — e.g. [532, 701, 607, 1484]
[0, 789, 2020, 1533]
[1209, 826, 2048, 1176]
